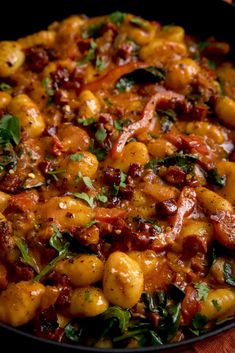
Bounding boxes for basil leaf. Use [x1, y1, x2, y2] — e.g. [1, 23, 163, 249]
[0, 115, 20, 145]
[194, 283, 209, 301]
[16, 239, 39, 273]
[73, 192, 94, 208]
[224, 262, 235, 287]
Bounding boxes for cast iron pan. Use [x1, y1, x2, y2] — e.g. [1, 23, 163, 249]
[0, 0, 235, 351]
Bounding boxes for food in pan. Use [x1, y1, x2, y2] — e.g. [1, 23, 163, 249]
[0, 11, 235, 348]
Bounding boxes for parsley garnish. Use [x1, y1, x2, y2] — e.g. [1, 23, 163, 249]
[212, 299, 221, 312]
[73, 192, 94, 207]
[70, 153, 84, 162]
[77, 117, 97, 126]
[109, 11, 127, 26]
[95, 126, 107, 144]
[16, 238, 39, 273]
[82, 176, 94, 189]
[0, 82, 12, 92]
[96, 56, 105, 72]
[130, 17, 149, 30]
[79, 41, 97, 65]
[47, 168, 66, 181]
[194, 283, 209, 301]
[42, 77, 54, 105]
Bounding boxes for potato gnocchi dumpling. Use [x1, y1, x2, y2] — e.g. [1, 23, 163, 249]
[0, 10, 235, 350]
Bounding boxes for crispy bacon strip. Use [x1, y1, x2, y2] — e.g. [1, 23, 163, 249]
[81, 61, 148, 92]
[152, 187, 196, 250]
[211, 212, 235, 249]
[112, 91, 185, 159]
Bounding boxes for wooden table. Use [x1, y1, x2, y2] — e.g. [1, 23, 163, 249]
[181, 327, 235, 353]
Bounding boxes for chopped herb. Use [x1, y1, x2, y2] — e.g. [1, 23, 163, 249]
[206, 168, 225, 187]
[0, 82, 12, 92]
[109, 11, 127, 26]
[207, 60, 217, 69]
[146, 153, 198, 174]
[0, 115, 20, 146]
[157, 109, 177, 132]
[112, 171, 127, 196]
[42, 77, 54, 105]
[96, 56, 105, 72]
[114, 118, 129, 132]
[194, 283, 209, 301]
[85, 220, 98, 228]
[77, 117, 97, 126]
[47, 168, 66, 181]
[84, 289, 92, 302]
[162, 24, 172, 32]
[96, 194, 108, 203]
[130, 17, 149, 30]
[224, 262, 235, 287]
[103, 97, 113, 106]
[116, 77, 135, 93]
[70, 153, 84, 162]
[216, 315, 235, 325]
[82, 22, 104, 39]
[217, 78, 225, 97]
[16, 239, 39, 273]
[192, 313, 208, 329]
[197, 41, 209, 50]
[82, 176, 93, 189]
[95, 126, 107, 143]
[212, 299, 221, 312]
[89, 140, 107, 161]
[79, 40, 97, 65]
[34, 249, 68, 282]
[73, 192, 94, 207]
[49, 224, 70, 253]
[64, 321, 82, 342]
[168, 284, 185, 302]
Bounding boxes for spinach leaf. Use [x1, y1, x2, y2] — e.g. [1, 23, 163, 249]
[89, 139, 107, 161]
[212, 299, 221, 312]
[165, 303, 181, 342]
[206, 168, 225, 188]
[168, 284, 185, 302]
[0, 115, 20, 145]
[115, 66, 166, 92]
[146, 153, 198, 174]
[101, 306, 130, 333]
[16, 238, 39, 273]
[191, 313, 208, 329]
[224, 262, 235, 287]
[64, 320, 82, 342]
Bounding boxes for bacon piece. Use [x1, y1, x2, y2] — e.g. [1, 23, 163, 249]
[182, 286, 200, 325]
[112, 91, 185, 159]
[9, 191, 39, 212]
[152, 187, 196, 250]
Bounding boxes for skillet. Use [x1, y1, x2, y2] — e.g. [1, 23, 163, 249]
[0, 0, 235, 351]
